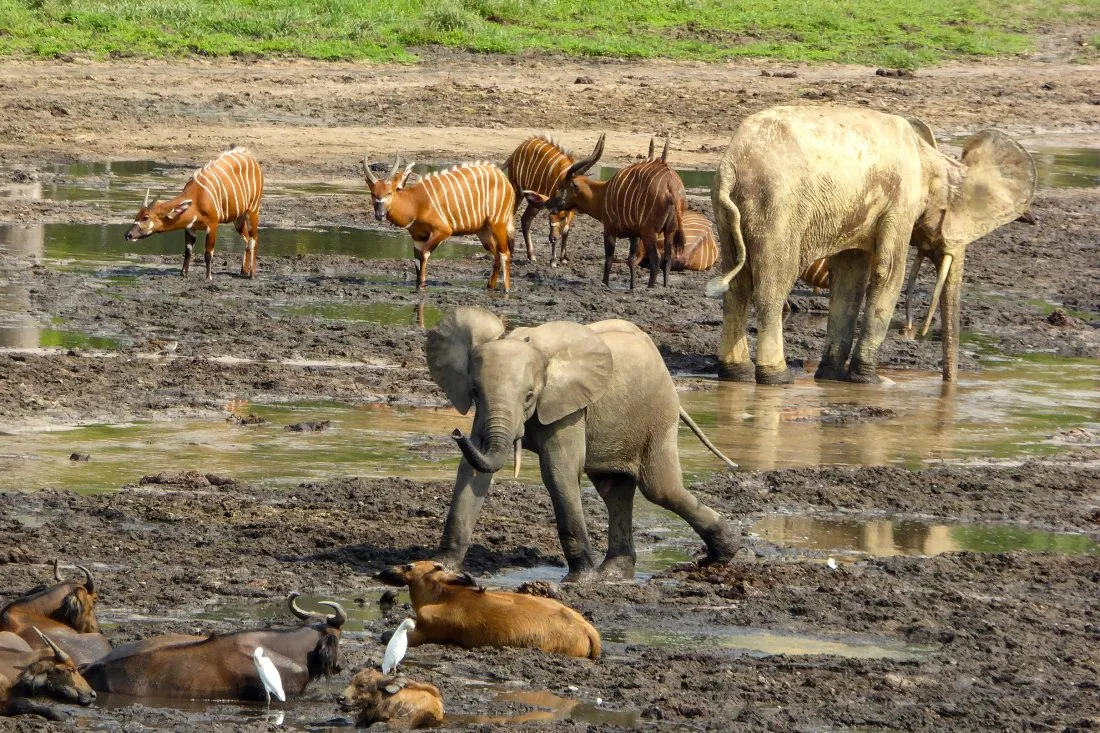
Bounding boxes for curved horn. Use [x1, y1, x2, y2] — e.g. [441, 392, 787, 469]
[661, 135, 670, 163]
[564, 133, 605, 180]
[318, 600, 348, 628]
[76, 564, 94, 592]
[920, 254, 953, 338]
[143, 188, 151, 207]
[32, 627, 71, 663]
[361, 154, 379, 185]
[288, 591, 312, 620]
[54, 558, 63, 582]
[647, 137, 655, 159]
[390, 153, 401, 177]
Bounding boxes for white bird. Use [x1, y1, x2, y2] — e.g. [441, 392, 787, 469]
[383, 618, 416, 675]
[253, 646, 286, 705]
[826, 557, 839, 570]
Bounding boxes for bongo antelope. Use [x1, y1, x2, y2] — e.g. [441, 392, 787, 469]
[546, 134, 687, 290]
[631, 211, 719, 272]
[362, 156, 517, 291]
[125, 147, 264, 280]
[505, 136, 577, 266]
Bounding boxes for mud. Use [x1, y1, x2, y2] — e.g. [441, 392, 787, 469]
[1, 52, 1099, 731]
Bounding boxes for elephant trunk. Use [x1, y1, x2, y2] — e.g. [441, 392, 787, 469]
[451, 428, 512, 474]
[940, 252, 966, 382]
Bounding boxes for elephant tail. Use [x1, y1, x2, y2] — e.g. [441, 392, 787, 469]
[705, 166, 747, 299]
[679, 407, 738, 470]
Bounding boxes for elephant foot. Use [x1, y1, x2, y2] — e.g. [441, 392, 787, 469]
[846, 358, 881, 384]
[701, 530, 739, 565]
[598, 555, 636, 580]
[814, 363, 848, 382]
[755, 364, 794, 385]
[717, 361, 756, 382]
[561, 567, 597, 584]
[432, 551, 465, 570]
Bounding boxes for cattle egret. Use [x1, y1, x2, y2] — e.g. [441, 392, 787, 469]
[826, 558, 839, 570]
[383, 618, 416, 675]
[253, 646, 286, 704]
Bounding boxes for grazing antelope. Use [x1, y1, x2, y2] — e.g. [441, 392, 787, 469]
[362, 156, 517, 291]
[377, 561, 601, 660]
[546, 134, 687, 290]
[505, 136, 577, 266]
[125, 147, 264, 280]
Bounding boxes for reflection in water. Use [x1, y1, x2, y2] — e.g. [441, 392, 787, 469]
[677, 354, 1099, 475]
[752, 516, 1099, 558]
[274, 301, 443, 329]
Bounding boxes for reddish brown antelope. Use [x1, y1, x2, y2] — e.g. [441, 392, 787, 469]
[632, 211, 719, 272]
[504, 136, 577, 266]
[362, 156, 517, 291]
[546, 134, 686, 289]
[125, 147, 264, 280]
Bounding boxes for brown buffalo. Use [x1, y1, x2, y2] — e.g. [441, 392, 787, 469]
[82, 593, 346, 701]
[339, 669, 443, 728]
[0, 628, 96, 721]
[378, 561, 600, 659]
[1, 561, 111, 666]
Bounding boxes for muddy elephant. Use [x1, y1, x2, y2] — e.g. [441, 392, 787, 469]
[707, 105, 1036, 384]
[426, 307, 738, 580]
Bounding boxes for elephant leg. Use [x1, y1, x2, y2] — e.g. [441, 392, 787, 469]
[638, 429, 738, 564]
[534, 414, 597, 581]
[816, 249, 869, 381]
[436, 459, 495, 568]
[591, 473, 636, 579]
[751, 252, 798, 384]
[718, 266, 754, 381]
[848, 225, 908, 383]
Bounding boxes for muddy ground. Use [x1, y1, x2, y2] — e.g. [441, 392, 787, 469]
[0, 51, 1098, 730]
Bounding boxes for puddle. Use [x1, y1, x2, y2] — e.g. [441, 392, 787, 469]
[274, 301, 444, 329]
[676, 348, 1100, 475]
[0, 323, 120, 350]
[752, 516, 1099, 558]
[449, 688, 639, 727]
[0, 222, 482, 265]
[605, 626, 935, 661]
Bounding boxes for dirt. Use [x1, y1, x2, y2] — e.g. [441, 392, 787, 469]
[1, 52, 1099, 730]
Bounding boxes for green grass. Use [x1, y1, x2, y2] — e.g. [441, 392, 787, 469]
[0, 0, 1096, 65]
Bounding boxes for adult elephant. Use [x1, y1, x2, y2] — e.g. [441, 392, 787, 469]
[706, 105, 1035, 384]
[427, 308, 738, 581]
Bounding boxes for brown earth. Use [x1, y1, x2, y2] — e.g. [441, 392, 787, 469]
[0, 53, 1098, 730]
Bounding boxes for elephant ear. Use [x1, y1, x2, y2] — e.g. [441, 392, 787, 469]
[906, 117, 937, 150]
[426, 307, 505, 414]
[942, 130, 1036, 252]
[510, 322, 613, 425]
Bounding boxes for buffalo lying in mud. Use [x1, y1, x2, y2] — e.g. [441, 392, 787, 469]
[0, 628, 96, 721]
[82, 593, 346, 700]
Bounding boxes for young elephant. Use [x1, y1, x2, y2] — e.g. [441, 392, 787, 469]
[378, 561, 600, 659]
[427, 308, 738, 580]
[339, 668, 444, 728]
[707, 106, 1035, 384]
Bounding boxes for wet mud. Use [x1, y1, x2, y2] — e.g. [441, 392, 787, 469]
[1, 53, 1098, 731]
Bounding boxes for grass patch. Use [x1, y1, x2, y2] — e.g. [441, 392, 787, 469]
[0, 0, 1095, 64]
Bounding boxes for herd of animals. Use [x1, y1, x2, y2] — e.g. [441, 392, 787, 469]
[2, 103, 1038, 725]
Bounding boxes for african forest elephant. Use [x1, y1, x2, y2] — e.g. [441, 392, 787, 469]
[707, 105, 1036, 384]
[427, 308, 739, 581]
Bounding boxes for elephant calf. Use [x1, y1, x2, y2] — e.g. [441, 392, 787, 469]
[427, 307, 739, 580]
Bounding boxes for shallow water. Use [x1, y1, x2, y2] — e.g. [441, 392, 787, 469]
[751, 516, 1099, 558]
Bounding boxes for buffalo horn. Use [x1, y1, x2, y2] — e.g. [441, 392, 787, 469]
[76, 564, 94, 591]
[565, 132, 606, 180]
[288, 591, 313, 620]
[32, 627, 71, 663]
[318, 600, 348, 628]
[53, 558, 63, 582]
[143, 187, 151, 207]
[361, 154, 379, 185]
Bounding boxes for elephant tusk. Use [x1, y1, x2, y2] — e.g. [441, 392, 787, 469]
[920, 254, 953, 338]
[513, 438, 522, 479]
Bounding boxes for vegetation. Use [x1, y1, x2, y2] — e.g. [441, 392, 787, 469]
[0, 0, 1095, 66]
